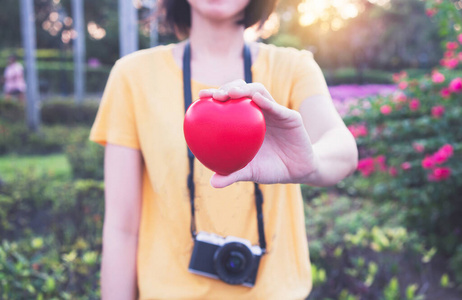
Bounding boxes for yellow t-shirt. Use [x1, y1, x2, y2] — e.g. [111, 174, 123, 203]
[90, 43, 330, 299]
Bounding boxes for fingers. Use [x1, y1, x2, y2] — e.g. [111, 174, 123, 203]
[212, 79, 247, 101]
[198, 80, 248, 101]
[198, 80, 275, 104]
[198, 88, 216, 98]
[210, 168, 251, 188]
[228, 82, 275, 103]
[252, 92, 276, 112]
[220, 79, 247, 90]
[210, 173, 236, 189]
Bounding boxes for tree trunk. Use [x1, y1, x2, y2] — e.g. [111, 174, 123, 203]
[72, 0, 86, 104]
[150, 0, 158, 48]
[20, 0, 40, 132]
[118, 0, 139, 57]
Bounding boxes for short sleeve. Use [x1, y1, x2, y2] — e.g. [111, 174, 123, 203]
[89, 61, 140, 149]
[290, 50, 331, 111]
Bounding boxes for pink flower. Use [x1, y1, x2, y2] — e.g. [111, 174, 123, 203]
[398, 81, 408, 90]
[449, 77, 462, 93]
[375, 155, 387, 172]
[433, 151, 449, 164]
[409, 99, 420, 111]
[380, 105, 392, 115]
[440, 88, 451, 99]
[428, 167, 451, 182]
[388, 166, 398, 177]
[440, 144, 454, 157]
[442, 58, 459, 69]
[392, 71, 407, 83]
[358, 157, 375, 177]
[432, 144, 453, 165]
[348, 124, 368, 138]
[426, 8, 437, 17]
[432, 71, 445, 83]
[412, 142, 425, 153]
[422, 156, 435, 169]
[392, 92, 407, 103]
[401, 162, 412, 170]
[431, 105, 445, 118]
[445, 51, 455, 58]
[447, 42, 459, 50]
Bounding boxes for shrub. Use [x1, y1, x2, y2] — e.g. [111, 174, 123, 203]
[0, 170, 104, 299]
[0, 236, 101, 299]
[36, 65, 110, 94]
[342, 0, 462, 286]
[64, 129, 104, 180]
[0, 99, 24, 122]
[1, 97, 98, 156]
[0, 170, 104, 241]
[324, 68, 393, 85]
[41, 100, 99, 126]
[47, 179, 104, 245]
[304, 194, 451, 300]
[0, 121, 90, 155]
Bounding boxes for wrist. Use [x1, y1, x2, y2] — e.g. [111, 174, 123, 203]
[298, 151, 322, 185]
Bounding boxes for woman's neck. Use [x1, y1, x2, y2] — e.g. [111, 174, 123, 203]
[188, 11, 245, 62]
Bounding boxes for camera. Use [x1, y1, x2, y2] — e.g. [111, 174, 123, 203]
[188, 231, 262, 287]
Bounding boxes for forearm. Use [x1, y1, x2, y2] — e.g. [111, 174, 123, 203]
[303, 127, 358, 187]
[101, 226, 139, 300]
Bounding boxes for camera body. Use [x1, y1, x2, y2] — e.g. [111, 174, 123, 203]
[188, 231, 262, 287]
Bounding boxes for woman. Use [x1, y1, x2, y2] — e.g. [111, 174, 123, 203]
[2, 55, 26, 103]
[90, 0, 358, 299]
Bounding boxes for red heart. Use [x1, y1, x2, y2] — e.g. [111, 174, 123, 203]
[184, 97, 266, 175]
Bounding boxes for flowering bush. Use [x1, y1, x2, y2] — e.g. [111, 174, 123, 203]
[343, 0, 462, 286]
[0, 171, 104, 299]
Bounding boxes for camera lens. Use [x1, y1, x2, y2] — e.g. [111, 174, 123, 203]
[225, 251, 246, 273]
[213, 242, 254, 285]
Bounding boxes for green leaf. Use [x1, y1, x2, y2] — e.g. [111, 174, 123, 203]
[82, 251, 98, 265]
[383, 277, 399, 300]
[421, 247, 437, 263]
[43, 277, 56, 293]
[405, 283, 418, 300]
[440, 273, 450, 288]
[62, 250, 77, 263]
[31, 237, 44, 250]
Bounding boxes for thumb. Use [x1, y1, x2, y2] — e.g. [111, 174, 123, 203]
[210, 168, 250, 188]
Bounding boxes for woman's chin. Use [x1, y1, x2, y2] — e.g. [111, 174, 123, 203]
[190, 0, 249, 23]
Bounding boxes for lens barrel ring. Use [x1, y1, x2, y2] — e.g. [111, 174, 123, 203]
[213, 242, 255, 285]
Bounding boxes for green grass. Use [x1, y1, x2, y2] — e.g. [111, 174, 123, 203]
[0, 153, 71, 182]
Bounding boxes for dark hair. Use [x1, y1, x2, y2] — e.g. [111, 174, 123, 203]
[160, 0, 277, 38]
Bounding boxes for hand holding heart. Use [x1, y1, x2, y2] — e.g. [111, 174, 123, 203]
[196, 80, 319, 188]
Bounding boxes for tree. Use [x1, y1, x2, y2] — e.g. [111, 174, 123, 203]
[71, 0, 85, 104]
[118, 0, 139, 57]
[20, 0, 40, 131]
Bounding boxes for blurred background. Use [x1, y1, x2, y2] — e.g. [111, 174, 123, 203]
[0, 0, 461, 299]
[0, 0, 445, 96]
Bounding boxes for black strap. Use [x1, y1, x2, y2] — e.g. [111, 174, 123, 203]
[183, 41, 267, 253]
[244, 43, 252, 83]
[254, 183, 266, 251]
[243, 44, 266, 251]
[183, 42, 194, 159]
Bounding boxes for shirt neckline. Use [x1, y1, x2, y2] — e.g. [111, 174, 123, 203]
[164, 42, 264, 90]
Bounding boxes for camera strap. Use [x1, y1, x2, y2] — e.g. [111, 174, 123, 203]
[183, 41, 267, 253]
